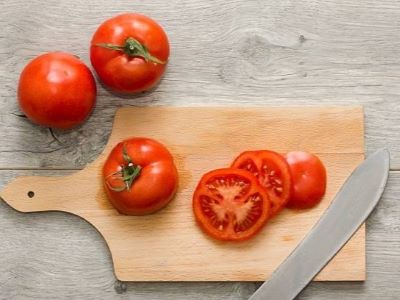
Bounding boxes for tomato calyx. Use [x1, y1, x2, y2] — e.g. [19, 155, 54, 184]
[96, 37, 166, 64]
[105, 144, 142, 192]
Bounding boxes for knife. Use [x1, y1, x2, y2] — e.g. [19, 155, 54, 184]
[249, 148, 390, 300]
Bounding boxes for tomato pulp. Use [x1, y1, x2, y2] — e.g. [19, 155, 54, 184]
[232, 150, 292, 215]
[193, 168, 271, 241]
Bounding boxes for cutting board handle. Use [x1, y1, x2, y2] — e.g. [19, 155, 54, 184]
[1, 175, 70, 212]
[0, 166, 108, 215]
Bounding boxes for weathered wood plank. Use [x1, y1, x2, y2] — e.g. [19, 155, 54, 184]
[0, 0, 400, 169]
[0, 170, 399, 299]
[1, 0, 400, 299]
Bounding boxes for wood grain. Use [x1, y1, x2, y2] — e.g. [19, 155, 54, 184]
[0, 0, 399, 298]
[0, 0, 400, 170]
[0, 170, 398, 299]
[1, 106, 365, 281]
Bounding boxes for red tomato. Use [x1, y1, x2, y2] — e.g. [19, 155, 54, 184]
[90, 13, 169, 93]
[193, 168, 271, 241]
[103, 138, 178, 215]
[285, 151, 327, 209]
[18, 52, 96, 129]
[231, 150, 292, 215]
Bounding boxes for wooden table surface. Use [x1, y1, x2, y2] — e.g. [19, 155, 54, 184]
[1, 0, 399, 299]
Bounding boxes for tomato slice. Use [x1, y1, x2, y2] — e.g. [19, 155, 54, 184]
[193, 168, 271, 241]
[231, 150, 292, 215]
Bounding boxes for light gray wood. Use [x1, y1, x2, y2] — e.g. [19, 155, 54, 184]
[0, 170, 399, 299]
[1, 0, 400, 299]
[1, 0, 400, 169]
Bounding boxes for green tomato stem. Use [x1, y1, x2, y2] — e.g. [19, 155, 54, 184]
[105, 144, 142, 192]
[96, 37, 166, 64]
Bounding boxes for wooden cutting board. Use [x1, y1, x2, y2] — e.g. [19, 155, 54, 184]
[0, 106, 365, 282]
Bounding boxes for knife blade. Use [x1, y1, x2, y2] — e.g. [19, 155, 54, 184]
[249, 148, 390, 300]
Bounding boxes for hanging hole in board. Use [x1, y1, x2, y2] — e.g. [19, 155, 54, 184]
[27, 191, 35, 198]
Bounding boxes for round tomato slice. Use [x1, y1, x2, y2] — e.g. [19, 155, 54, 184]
[285, 151, 327, 209]
[193, 168, 271, 241]
[231, 150, 292, 215]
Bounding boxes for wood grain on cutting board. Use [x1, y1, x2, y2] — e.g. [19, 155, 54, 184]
[0, 106, 365, 281]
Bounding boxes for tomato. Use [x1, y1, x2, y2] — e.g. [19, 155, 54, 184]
[90, 13, 169, 93]
[193, 168, 271, 241]
[231, 150, 292, 215]
[103, 137, 178, 215]
[18, 52, 96, 129]
[285, 151, 327, 209]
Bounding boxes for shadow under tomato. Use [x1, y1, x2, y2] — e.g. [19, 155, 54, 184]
[94, 71, 166, 103]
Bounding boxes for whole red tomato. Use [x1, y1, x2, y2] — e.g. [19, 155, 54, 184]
[18, 52, 96, 129]
[103, 137, 178, 215]
[90, 13, 169, 93]
[285, 151, 327, 209]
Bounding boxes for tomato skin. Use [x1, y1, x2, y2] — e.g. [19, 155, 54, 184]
[193, 168, 271, 242]
[231, 150, 292, 216]
[90, 13, 169, 93]
[18, 52, 96, 129]
[103, 138, 178, 215]
[285, 151, 327, 209]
